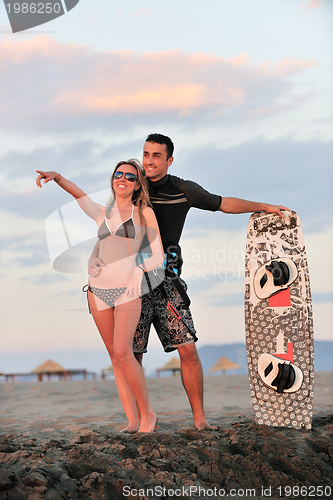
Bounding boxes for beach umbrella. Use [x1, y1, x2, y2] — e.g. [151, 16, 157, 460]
[103, 364, 113, 371]
[31, 359, 65, 373]
[209, 356, 240, 374]
[156, 357, 180, 376]
[101, 363, 114, 379]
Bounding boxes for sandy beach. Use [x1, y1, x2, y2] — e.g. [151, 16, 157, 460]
[0, 372, 332, 499]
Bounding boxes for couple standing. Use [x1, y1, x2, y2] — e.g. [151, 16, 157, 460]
[36, 133, 287, 433]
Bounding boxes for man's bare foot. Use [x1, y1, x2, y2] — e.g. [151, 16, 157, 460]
[194, 419, 212, 431]
[138, 412, 158, 433]
[196, 423, 216, 431]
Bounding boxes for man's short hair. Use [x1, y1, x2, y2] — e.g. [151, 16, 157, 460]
[146, 133, 174, 160]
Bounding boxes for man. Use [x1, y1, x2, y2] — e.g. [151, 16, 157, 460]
[89, 133, 288, 430]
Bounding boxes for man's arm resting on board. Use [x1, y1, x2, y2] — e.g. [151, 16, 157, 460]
[220, 197, 289, 217]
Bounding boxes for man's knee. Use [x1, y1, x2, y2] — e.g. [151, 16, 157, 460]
[177, 343, 200, 365]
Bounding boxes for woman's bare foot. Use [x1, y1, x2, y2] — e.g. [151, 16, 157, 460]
[119, 424, 139, 434]
[138, 412, 158, 433]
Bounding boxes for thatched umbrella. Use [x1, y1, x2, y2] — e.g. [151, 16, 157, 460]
[101, 364, 113, 379]
[32, 359, 65, 373]
[156, 357, 181, 377]
[31, 359, 67, 381]
[209, 356, 240, 374]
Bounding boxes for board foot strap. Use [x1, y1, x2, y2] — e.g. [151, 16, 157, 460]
[271, 363, 295, 393]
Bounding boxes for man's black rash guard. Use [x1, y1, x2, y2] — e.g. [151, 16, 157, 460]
[147, 174, 222, 259]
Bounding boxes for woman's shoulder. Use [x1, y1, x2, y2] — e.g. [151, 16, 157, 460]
[141, 205, 154, 215]
[141, 206, 158, 229]
[141, 205, 156, 220]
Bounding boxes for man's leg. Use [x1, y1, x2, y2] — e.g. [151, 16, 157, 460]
[134, 352, 143, 366]
[177, 343, 209, 430]
[151, 276, 209, 429]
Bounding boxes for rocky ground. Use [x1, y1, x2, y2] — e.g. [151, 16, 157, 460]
[0, 412, 332, 500]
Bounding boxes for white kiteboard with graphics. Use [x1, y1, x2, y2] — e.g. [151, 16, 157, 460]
[244, 210, 314, 429]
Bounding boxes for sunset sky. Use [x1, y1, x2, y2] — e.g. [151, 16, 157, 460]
[0, 0, 332, 375]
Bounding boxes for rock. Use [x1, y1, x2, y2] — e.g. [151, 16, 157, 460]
[0, 469, 14, 491]
[22, 472, 48, 488]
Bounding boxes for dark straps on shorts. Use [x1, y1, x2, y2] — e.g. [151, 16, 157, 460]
[165, 253, 190, 308]
[141, 252, 191, 309]
[167, 272, 190, 308]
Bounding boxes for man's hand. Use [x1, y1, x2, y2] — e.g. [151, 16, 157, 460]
[220, 198, 290, 217]
[263, 204, 290, 218]
[87, 257, 105, 277]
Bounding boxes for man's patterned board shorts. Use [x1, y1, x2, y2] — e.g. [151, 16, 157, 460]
[133, 276, 198, 353]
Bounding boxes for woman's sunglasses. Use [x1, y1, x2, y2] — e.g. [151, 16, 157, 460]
[113, 171, 137, 183]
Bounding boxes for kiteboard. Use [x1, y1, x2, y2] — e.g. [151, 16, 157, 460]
[244, 210, 314, 429]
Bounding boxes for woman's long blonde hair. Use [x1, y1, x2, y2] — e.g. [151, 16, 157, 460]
[106, 159, 150, 225]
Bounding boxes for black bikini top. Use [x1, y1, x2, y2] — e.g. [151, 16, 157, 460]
[98, 206, 137, 241]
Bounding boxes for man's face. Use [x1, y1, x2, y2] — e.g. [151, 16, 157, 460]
[142, 141, 173, 182]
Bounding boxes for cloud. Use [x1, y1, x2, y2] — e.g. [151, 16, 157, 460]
[209, 293, 244, 307]
[129, 8, 158, 18]
[300, 0, 325, 9]
[312, 292, 333, 302]
[22, 273, 69, 285]
[1, 136, 332, 232]
[0, 138, 118, 217]
[176, 138, 333, 232]
[0, 231, 50, 267]
[0, 37, 317, 132]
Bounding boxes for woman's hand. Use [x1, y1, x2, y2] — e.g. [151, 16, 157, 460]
[125, 267, 144, 299]
[36, 170, 61, 188]
[87, 257, 105, 277]
[36, 170, 102, 222]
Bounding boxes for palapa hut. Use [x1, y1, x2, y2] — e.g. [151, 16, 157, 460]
[31, 359, 93, 382]
[32, 359, 67, 382]
[32, 359, 65, 373]
[2, 359, 95, 383]
[209, 356, 240, 375]
[101, 364, 114, 379]
[156, 357, 180, 377]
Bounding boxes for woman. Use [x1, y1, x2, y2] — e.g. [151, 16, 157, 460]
[36, 160, 164, 433]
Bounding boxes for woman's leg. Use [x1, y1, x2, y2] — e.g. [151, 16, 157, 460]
[88, 292, 139, 432]
[113, 297, 157, 433]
